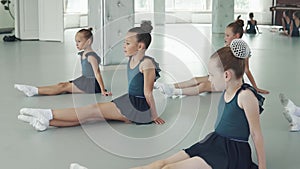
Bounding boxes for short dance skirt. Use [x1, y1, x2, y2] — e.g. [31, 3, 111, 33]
[70, 76, 103, 94]
[112, 94, 152, 124]
[184, 132, 258, 169]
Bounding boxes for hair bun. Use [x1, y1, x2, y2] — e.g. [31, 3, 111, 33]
[140, 20, 153, 33]
[230, 39, 251, 59]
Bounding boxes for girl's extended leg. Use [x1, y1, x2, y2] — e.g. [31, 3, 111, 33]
[180, 81, 213, 96]
[157, 77, 212, 96]
[162, 156, 212, 169]
[279, 93, 300, 131]
[18, 102, 129, 131]
[132, 151, 192, 169]
[51, 102, 129, 126]
[38, 82, 84, 95]
[14, 82, 83, 96]
[174, 76, 209, 89]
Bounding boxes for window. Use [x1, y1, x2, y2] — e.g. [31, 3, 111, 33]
[134, 0, 263, 13]
[135, 0, 151, 12]
[64, 0, 88, 14]
[166, 0, 211, 11]
[235, 0, 249, 12]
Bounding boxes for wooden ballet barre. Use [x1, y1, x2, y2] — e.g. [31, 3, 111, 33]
[270, 6, 300, 11]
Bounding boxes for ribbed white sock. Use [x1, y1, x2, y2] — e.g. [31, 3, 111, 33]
[18, 115, 48, 131]
[285, 99, 296, 114]
[14, 84, 38, 97]
[20, 108, 53, 120]
[70, 163, 88, 169]
[279, 93, 296, 113]
[294, 106, 300, 117]
[173, 88, 183, 95]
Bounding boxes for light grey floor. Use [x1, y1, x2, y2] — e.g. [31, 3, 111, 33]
[0, 24, 300, 169]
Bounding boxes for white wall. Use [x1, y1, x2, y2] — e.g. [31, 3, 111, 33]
[64, 13, 88, 28]
[0, 1, 14, 28]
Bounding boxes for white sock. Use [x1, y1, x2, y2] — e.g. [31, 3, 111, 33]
[285, 99, 296, 114]
[18, 115, 48, 131]
[294, 106, 300, 117]
[14, 84, 38, 97]
[173, 88, 183, 95]
[279, 93, 296, 113]
[70, 163, 88, 169]
[154, 82, 162, 89]
[20, 108, 53, 120]
[155, 83, 174, 96]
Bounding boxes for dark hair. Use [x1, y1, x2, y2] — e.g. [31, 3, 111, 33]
[249, 12, 254, 18]
[211, 47, 245, 79]
[294, 11, 300, 18]
[283, 10, 290, 17]
[235, 15, 244, 28]
[77, 28, 93, 40]
[128, 21, 153, 49]
[227, 22, 244, 38]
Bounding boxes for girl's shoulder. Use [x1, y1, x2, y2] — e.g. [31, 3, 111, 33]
[85, 51, 101, 63]
[141, 55, 154, 62]
[85, 51, 100, 58]
[140, 56, 161, 80]
[238, 84, 265, 114]
[140, 56, 156, 69]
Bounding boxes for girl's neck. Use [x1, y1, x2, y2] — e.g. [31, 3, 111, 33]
[225, 80, 243, 95]
[84, 46, 93, 52]
[131, 50, 145, 61]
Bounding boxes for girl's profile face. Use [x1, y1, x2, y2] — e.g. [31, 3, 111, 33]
[123, 32, 139, 57]
[224, 27, 238, 46]
[208, 58, 225, 91]
[75, 33, 88, 50]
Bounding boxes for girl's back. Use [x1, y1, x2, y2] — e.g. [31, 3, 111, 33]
[291, 19, 300, 37]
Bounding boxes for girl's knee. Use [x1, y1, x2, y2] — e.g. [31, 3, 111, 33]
[191, 156, 204, 162]
[58, 82, 73, 92]
[197, 81, 211, 92]
[190, 157, 212, 169]
[57, 82, 70, 89]
[162, 164, 172, 169]
[192, 77, 202, 85]
[152, 160, 166, 169]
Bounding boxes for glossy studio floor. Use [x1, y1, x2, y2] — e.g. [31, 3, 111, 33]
[0, 24, 300, 169]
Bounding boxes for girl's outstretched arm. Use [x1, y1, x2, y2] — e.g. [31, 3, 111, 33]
[281, 18, 286, 31]
[289, 20, 294, 37]
[239, 90, 267, 169]
[255, 20, 260, 33]
[88, 55, 112, 96]
[245, 22, 249, 32]
[244, 58, 269, 94]
[141, 59, 165, 125]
